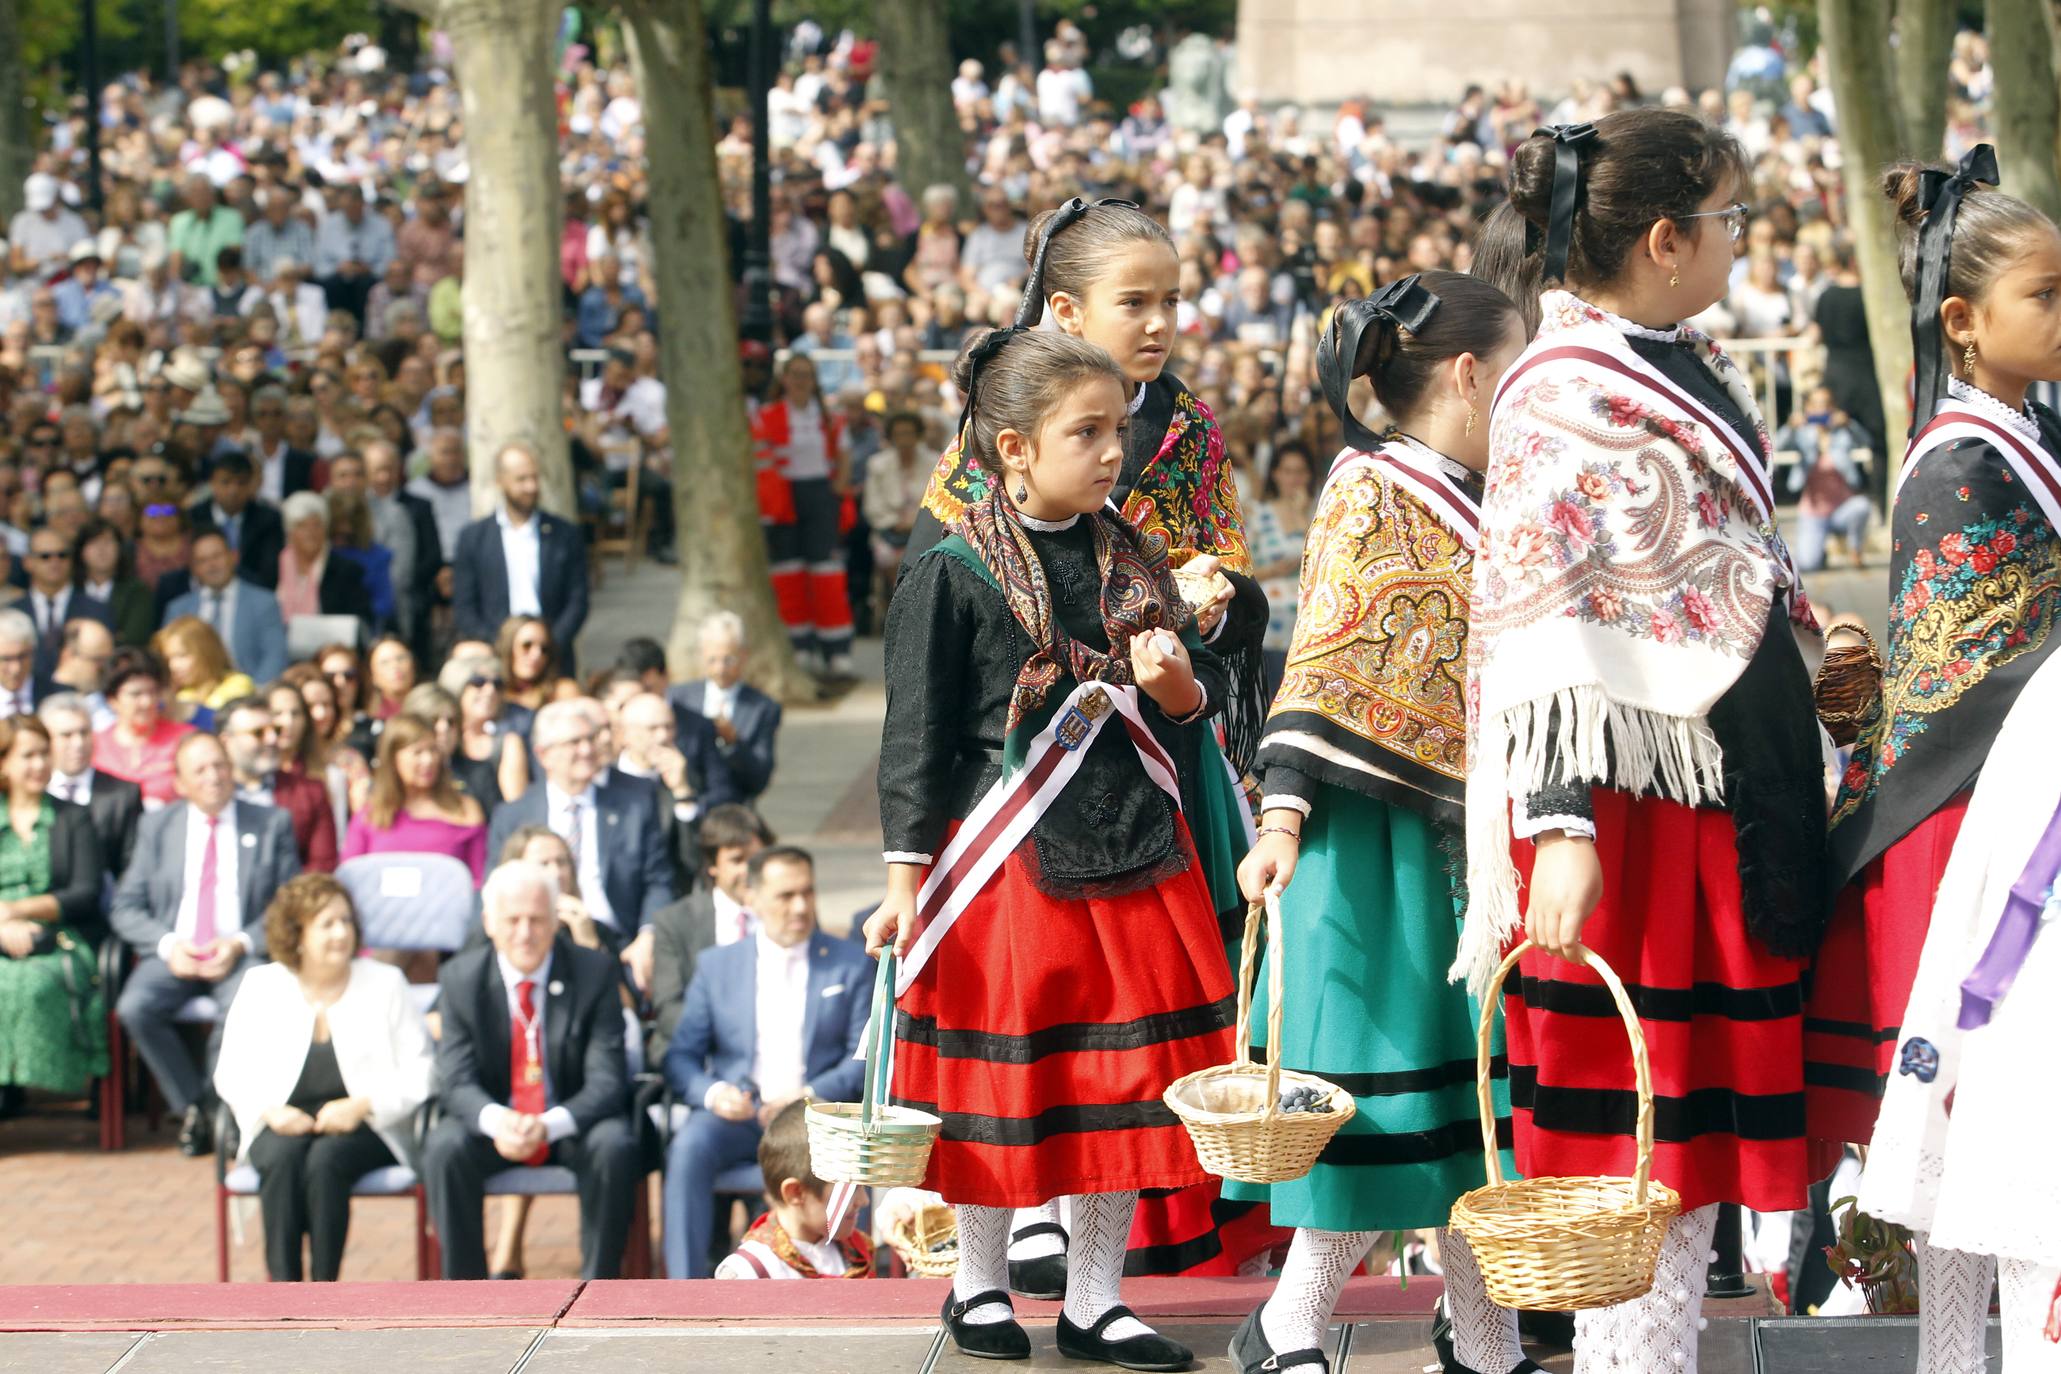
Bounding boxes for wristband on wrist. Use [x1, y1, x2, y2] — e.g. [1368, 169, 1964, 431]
[1256, 823, 1301, 842]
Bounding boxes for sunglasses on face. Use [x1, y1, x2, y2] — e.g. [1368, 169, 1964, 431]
[29, 550, 69, 561]
[327, 668, 358, 682]
[465, 675, 502, 692]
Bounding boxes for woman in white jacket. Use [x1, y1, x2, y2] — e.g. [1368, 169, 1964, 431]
[214, 873, 433, 1281]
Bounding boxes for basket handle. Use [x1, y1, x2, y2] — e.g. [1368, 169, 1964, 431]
[1473, 939, 1655, 1206]
[860, 950, 897, 1129]
[1229, 894, 1289, 1124]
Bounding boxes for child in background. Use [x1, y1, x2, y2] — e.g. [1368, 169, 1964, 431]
[1776, 384, 1875, 571]
[713, 1100, 872, 1280]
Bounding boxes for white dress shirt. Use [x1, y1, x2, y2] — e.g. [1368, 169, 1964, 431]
[781, 402, 830, 481]
[0, 679, 32, 718]
[49, 768, 94, 806]
[497, 506, 544, 618]
[160, 802, 249, 959]
[701, 679, 737, 724]
[544, 782, 616, 929]
[257, 438, 292, 503]
[712, 886, 753, 946]
[476, 949, 579, 1145]
[83, 577, 115, 603]
[615, 757, 699, 824]
[749, 929, 810, 1106]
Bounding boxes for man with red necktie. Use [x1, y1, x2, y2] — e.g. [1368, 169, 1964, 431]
[420, 858, 641, 1280]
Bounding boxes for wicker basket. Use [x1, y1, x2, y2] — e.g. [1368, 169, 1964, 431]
[883, 1202, 960, 1277]
[807, 952, 941, 1188]
[1449, 940, 1682, 1311]
[1164, 894, 1355, 1184]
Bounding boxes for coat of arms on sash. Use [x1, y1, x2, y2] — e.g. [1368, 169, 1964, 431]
[1056, 687, 1113, 751]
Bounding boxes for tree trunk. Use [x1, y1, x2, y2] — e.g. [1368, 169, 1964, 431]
[443, 0, 573, 517]
[870, 0, 972, 208]
[1820, 0, 1916, 465]
[1893, 0, 1952, 158]
[624, 0, 813, 701]
[0, 0, 27, 227]
[1988, 0, 2061, 223]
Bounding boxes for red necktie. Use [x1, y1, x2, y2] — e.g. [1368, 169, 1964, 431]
[193, 814, 221, 949]
[509, 979, 549, 1165]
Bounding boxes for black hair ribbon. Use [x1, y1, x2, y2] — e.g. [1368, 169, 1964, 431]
[1910, 143, 2000, 435]
[1536, 123, 1596, 286]
[1318, 274, 1442, 452]
[1011, 196, 1141, 328]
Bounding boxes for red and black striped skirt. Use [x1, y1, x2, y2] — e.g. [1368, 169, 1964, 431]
[1803, 795, 1970, 1146]
[1503, 789, 1823, 1214]
[890, 821, 1235, 1210]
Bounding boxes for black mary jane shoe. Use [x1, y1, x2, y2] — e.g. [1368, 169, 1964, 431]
[1057, 1305, 1193, 1372]
[942, 1289, 1031, 1361]
[1006, 1221, 1070, 1301]
[1229, 1305, 1329, 1374]
[1429, 1297, 1546, 1374]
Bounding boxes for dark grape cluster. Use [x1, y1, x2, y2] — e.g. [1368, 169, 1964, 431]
[1275, 1083, 1334, 1115]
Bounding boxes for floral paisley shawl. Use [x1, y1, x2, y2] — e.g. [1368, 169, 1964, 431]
[1258, 443, 1475, 826]
[919, 372, 1252, 576]
[1828, 402, 2061, 884]
[1456, 289, 1820, 992]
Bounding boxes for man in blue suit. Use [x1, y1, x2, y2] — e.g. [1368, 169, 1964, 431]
[667, 612, 781, 802]
[487, 698, 675, 987]
[660, 845, 871, 1278]
[451, 442, 589, 671]
[163, 532, 288, 685]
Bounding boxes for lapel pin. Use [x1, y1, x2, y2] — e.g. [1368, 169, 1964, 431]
[606, 812, 619, 826]
[548, 980, 565, 997]
[240, 832, 256, 847]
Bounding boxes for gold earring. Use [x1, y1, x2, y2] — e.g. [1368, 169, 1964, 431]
[1963, 339, 1978, 374]
[1669, 269, 1680, 289]
[1465, 405, 1478, 438]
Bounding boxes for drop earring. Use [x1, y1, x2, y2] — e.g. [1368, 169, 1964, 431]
[1464, 405, 1478, 438]
[1015, 480, 1029, 503]
[1963, 339, 1978, 374]
[1669, 269, 1680, 289]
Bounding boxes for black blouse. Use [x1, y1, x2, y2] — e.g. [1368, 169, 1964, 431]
[879, 518, 1228, 896]
[286, 1036, 347, 1115]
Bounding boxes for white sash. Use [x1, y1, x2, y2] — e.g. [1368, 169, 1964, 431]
[1900, 403, 2061, 535]
[895, 679, 1182, 997]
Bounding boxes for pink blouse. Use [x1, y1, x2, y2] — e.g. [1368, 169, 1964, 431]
[93, 718, 195, 807]
[277, 549, 324, 621]
[340, 809, 487, 885]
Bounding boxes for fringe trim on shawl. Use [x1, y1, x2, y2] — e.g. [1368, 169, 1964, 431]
[1454, 686, 1726, 997]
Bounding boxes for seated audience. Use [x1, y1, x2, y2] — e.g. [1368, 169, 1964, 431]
[42, 692, 142, 876]
[26, 525, 112, 681]
[0, 610, 37, 719]
[190, 448, 285, 588]
[669, 612, 781, 802]
[497, 615, 563, 720]
[218, 694, 338, 872]
[315, 643, 379, 758]
[421, 859, 640, 1280]
[279, 665, 370, 828]
[155, 616, 254, 726]
[74, 518, 154, 648]
[714, 1098, 872, 1280]
[328, 489, 396, 631]
[164, 531, 287, 686]
[0, 716, 109, 1110]
[1778, 384, 1876, 573]
[615, 684, 740, 818]
[365, 636, 417, 723]
[111, 732, 301, 1154]
[49, 619, 117, 728]
[277, 491, 373, 625]
[486, 698, 673, 984]
[661, 846, 871, 1278]
[646, 804, 774, 1065]
[211, 873, 434, 1281]
[92, 648, 194, 808]
[341, 712, 486, 883]
[133, 492, 193, 592]
[438, 653, 529, 809]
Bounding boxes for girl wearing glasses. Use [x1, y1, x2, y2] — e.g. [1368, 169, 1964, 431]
[912, 196, 1277, 1286]
[1466, 109, 1828, 1374]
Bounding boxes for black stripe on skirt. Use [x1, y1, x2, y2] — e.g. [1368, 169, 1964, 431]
[1509, 1067, 1806, 1141]
[1312, 1114, 1513, 1168]
[894, 1096, 1181, 1146]
[1508, 974, 1804, 1023]
[896, 996, 1235, 1064]
[1804, 1062, 1889, 1095]
[1251, 1045, 1508, 1098]
[1804, 1016, 1902, 1044]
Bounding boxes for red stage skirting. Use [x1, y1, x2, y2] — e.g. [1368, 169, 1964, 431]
[0, 1276, 1445, 1333]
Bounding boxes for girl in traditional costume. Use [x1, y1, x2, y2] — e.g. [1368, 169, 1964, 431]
[1228, 272, 1535, 1374]
[1808, 149, 2061, 1374]
[1463, 111, 1831, 1374]
[911, 197, 1278, 1287]
[1857, 648, 2061, 1373]
[869, 328, 1234, 1371]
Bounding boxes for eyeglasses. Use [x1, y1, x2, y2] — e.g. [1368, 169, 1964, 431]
[133, 471, 168, 486]
[28, 550, 70, 561]
[465, 675, 502, 692]
[1676, 201, 1750, 245]
[327, 667, 359, 682]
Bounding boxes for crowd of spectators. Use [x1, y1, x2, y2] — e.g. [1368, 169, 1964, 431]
[0, 3, 2013, 1282]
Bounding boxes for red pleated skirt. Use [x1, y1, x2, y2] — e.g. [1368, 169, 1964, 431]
[1126, 1181, 1289, 1276]
[1503, 789, 1824, 1214]
[1803, 795, 1971, 1146]
[890, 821, 1235, 1210]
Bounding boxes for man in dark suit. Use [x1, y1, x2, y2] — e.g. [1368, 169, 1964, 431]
[242, 384, 324, 502]
[0, 609, 38, 719]
[420, 859, 640, 1279]
[452, 442, 589, 670]
[25, 527, 113, 681]
[109, 733, 301, 1154]
[365, 440, 445, 664]
[668, 612, 781, 802]
[660, 846, 871, 1277]
[486, 698, 674, 992]
[596, 680, 741, 897]
[192, 449, 288, 590]
[40, 691, 142, 932]
[217, 695, 338, 872]
[644, 804, 773, 1065]
[163, 532, 289, 685]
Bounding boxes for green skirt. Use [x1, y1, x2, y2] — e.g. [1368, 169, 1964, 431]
[1224, 783, 1513, 1232]
[1190, 730, 1252, 945]
[0, 928, 109, 1096]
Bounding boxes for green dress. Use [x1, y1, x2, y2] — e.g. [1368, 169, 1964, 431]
[0, 802, 109, 1095]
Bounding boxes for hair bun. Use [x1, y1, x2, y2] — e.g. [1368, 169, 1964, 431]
[950, 327, 998, 392]
[1881, 161, 1932, 228]
[1507, 133, 1559, 225]
[1023, 208, 1061, 267]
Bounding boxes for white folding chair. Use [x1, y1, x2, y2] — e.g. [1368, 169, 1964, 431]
[336, 852, 478, 1014]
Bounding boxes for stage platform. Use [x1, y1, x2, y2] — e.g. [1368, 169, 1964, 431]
[0, 1276, 1994, 1373]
